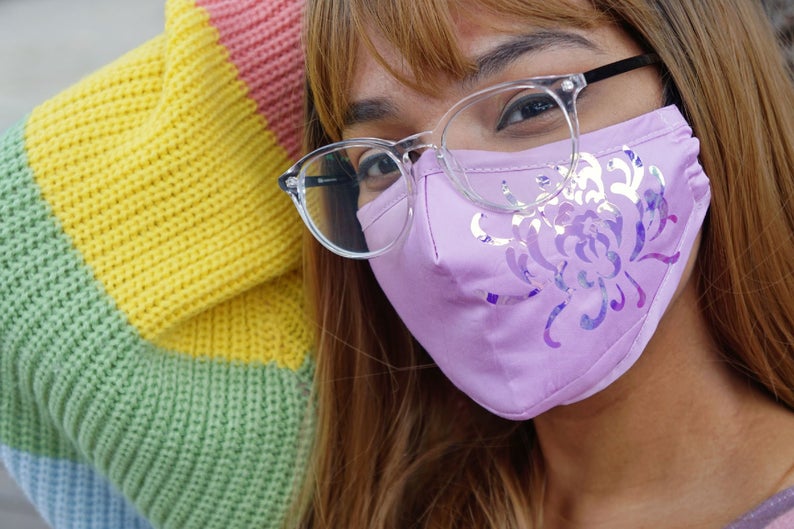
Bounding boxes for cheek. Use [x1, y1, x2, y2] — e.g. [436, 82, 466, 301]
[617, 67, 666, 114]
[576, 69, 666, 135]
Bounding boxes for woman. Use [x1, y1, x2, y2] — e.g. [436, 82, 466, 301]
[281, 0, 794, 527]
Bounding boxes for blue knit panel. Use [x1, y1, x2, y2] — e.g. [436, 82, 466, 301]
[1, 444, 154, 529]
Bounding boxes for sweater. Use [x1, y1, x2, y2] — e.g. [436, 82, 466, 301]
[0, 0, 313, 528]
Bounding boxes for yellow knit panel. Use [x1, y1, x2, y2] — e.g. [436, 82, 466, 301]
[156, 269, 309, 368]
[24, 0, 311, 369]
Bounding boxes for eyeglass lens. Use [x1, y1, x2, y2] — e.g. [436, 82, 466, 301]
[301, 147, 411, 256]
[440, 82, 575, 210]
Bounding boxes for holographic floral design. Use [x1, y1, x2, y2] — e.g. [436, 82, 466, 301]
[471, 146, 680, 347]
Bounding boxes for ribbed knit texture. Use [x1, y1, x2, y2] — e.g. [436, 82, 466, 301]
[0, 1, 313, 528]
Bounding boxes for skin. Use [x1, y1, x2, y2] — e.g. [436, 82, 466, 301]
[343, 5, 794, 528]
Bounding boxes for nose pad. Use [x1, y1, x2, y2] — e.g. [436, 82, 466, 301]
[401, 150, 420, 166]
[394, 131, 435, 170]
[401, 146, 442, 185]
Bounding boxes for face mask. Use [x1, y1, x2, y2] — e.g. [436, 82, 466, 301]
[359, 106, 711, 420]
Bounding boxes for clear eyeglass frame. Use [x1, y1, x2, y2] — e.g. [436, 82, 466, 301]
[279, 54, 661, 260]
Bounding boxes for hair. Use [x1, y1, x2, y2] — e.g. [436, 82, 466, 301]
[291, 1, 794, 527]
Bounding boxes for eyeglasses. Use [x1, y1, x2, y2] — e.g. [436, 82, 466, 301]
[279, 53, 660, 259]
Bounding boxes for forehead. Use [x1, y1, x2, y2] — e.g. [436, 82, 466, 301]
[346, 16, 640, 129]
[352, 23, 600, 89]
[305, 0, 625, 139]
[350, 0, 637, 89]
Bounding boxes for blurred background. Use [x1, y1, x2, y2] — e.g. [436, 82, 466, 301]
[0, 0, 163, 131]
[766, 0, 794, 70]
[0, 0, 792, 528]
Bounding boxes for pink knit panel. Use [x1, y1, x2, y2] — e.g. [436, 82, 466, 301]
[197, 0, 305, 160]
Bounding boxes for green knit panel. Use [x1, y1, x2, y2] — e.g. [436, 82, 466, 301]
[1, 118, 85, 461]
[0, 119, 316, 528]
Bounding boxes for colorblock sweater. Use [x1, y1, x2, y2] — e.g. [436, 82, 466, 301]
[0, 1, 313, 528]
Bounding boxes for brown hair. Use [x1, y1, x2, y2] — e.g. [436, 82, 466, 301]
[293, 1, 794, 527]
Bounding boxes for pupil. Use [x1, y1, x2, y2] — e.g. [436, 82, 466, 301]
[524, 99, 551, 118]
[379, 157, 397, 174]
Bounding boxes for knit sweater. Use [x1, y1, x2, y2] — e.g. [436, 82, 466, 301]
[0, 1, 313, 528]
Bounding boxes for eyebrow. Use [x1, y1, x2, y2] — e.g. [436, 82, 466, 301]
[468, 30, 597, 85]
[343, 30, 598, 129]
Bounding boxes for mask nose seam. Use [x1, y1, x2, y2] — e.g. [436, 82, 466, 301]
[422, 176, 441, 261]
[409, 154, 445, 262]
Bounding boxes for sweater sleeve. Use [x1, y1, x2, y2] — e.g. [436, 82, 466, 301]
[0, 1, 315, 528]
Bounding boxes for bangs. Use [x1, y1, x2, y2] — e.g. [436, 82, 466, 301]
[304, 0, 607, 140]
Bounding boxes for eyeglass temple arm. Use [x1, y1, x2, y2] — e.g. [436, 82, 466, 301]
[583, 53, 661, 85]
[278, 171, 350, 192]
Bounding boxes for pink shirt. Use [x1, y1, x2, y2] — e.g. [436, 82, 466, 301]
[726, 487, 794, 529]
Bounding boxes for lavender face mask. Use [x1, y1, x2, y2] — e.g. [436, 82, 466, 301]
[358, 106, 711, 420]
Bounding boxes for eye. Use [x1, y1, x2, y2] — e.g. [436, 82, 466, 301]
[356, 151, 402, 192]
[495, 91, 559, 132]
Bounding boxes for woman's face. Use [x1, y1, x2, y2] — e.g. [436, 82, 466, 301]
[314, 1, 709, 421]
[343, 7, 665, 145]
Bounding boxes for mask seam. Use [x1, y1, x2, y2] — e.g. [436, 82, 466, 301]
[580, 120, 687, 161]
[422, 172, 441, 260]
[460, 112, 688, 174]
